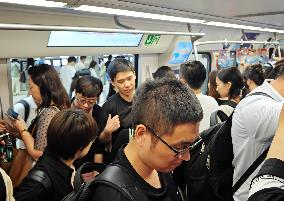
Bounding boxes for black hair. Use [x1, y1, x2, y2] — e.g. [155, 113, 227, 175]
[180, 61, 206, 89]
[28, 64, 70, 111]
[47, 109, 97, 160]
[80, 56, 86, 60]
[153, 66, 176, 80]
[107, 58, 135, 81]
[89, 60, 97, 69]
[132, 79, 203, 137]
[75, 75, 103, 98]
[68, 56, 76, 63]
[243, 64, 265, 86]
[217, 67, 244, 100]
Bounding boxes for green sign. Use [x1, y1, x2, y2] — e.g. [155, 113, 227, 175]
[144, 34, 161, 45]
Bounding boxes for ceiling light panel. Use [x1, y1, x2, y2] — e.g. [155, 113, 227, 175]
[75, 5, 205, 24]
[0, 0, 66, 7]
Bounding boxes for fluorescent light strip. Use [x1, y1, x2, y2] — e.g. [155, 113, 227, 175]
[0, 23, 205, 36]
[0, 0, 66, 7]
[75, 5, 205, 24]
[206, 21, 284, 34]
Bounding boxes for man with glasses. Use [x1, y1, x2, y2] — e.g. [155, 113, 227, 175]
[92, 78, 203, 201]
[98, 58, 136, 164]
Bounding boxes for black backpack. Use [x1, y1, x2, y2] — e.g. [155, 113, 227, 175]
[62, 162, 147, 201]
[174, 92, 275, 201]
[17, 99, 30, 122]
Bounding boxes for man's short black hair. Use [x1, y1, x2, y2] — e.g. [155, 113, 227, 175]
[47, 109, 97, 160]
[107, 58, 135, 81]
[68, 56, 76, 63]
[153, 66, 176, 80]
[180, 61, 206, 89]
[132, 79, 203, 137]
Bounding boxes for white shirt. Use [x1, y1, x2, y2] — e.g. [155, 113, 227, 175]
[196, 93, 219, 132]
[60, 64, 76, 94]
[13, 95, 37, 149]
[75, 62, 87, 71]
[231, 80, 284, 201]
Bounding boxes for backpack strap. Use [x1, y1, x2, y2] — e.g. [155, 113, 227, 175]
[246, 91, 276, 101]
[0, 170, 6, 201]
[210, 111, 218, 127]
[25, 169, 52, 194]
[91, 164, 148, 201]
[17, 100, 30, 122]
[232, 147, 269, 194]
[73, 162, 106, 192]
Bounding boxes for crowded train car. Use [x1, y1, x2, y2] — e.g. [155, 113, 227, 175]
[0, 0, 283, 201]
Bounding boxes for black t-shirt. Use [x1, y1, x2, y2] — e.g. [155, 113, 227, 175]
[98, 93, 133, 163]
[14, 150, 73, 201]
[91, 148, 183, 201]
[74, 104, 105, 169]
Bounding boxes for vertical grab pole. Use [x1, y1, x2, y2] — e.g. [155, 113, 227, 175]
[193, 42, 199, 61]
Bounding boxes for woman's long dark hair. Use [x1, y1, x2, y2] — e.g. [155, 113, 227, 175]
[28, 64, 70, 111]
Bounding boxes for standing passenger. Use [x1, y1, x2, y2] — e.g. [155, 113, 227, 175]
[10, 64, 70, 186]
[180, 61, 218, 132]
[98, 58, 136, 164]
[92, 78, 203, 201]
[60, 56, 76, 94]
[232, 60, 284, 201]
[215, 67, 244, 123]
[14, 109, 97, 201]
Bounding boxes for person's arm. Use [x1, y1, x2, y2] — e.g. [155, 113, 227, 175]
[98, 114, 120, 143]
[12, 118, 42, 161]
[248, 105, 284, 201]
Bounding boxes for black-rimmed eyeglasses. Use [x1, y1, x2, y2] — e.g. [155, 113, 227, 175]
[143, 124, 197, 158]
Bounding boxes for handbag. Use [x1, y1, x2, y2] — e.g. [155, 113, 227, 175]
[8, 108, 46, 188]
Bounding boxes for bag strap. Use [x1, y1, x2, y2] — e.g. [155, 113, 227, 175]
[73, 162, 106, 192]
[17, 100, 30, 122]
[246, 91, 276, 100]
[0, 170, 6, 201]
[91, 164, 148, 201]
[25, 169, 52, 193]
[232, 91, 275, 193]
[232, 147, 269, 194]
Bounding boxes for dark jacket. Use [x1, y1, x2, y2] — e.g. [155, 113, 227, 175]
[14, 149, 73, 201]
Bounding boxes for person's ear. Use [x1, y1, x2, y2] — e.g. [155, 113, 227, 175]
[134, 124, 148, 146]
[226, 81, 232, 89]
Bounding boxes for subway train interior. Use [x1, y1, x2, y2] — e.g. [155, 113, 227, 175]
[0, 0, 284, 199]
[0, 0, 283, 110]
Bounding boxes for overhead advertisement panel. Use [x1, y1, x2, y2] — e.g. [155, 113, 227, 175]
[48, 31, 143, 47]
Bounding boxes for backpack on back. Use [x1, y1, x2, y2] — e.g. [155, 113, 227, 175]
[62, 162, 147, 201]
[174, 92, 276, 201]
[17, 99, 30, 122]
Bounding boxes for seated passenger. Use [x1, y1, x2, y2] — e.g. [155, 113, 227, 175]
[14, 109, 97, 201]
[91, 78, 203, 200]
[180, 61, 218, 132]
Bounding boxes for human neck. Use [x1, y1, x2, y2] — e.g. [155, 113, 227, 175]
[270, 78, 284, 97]
[191, 88, 201, 94]
[119, 92, 134, 102]
[61, 158, 75, 168]
[124, 143, 161, 188]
